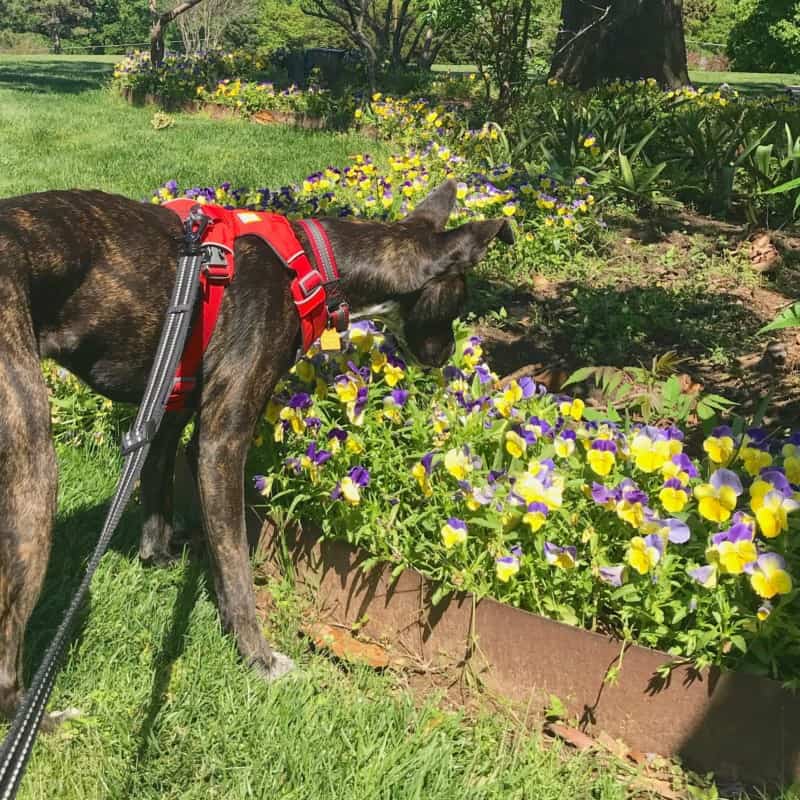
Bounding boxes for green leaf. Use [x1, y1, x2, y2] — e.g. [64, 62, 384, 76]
[758, 302, 800, 333]
[761, 175, 800, 196]
[561, 366, 596, 388]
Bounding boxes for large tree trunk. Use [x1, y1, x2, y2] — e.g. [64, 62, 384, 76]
[549, 0, 689, 89]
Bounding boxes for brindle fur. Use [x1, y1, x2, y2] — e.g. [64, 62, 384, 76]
[0, 180, 511, 720]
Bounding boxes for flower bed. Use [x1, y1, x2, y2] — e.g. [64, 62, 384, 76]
[112, 49, 266, 108]
[247, 323, 800, 684]
[195, 80, 353, 128]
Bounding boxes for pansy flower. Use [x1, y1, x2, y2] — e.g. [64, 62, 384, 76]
[331, 465, 370, 505]
[544, 542, 577, 569]
[444, 447, 474, 481]
[496, 547, 522, 582]
[383, 354, 406, 387]
[627, 534, 663, 575]
[740, 441, 773, 477]
[755, 489, 799, 538]
[694, 469, 742, 523]
[747, 553, 793, 599]
[505, 429, 527, 459]
[558, 397, 584, 421]
[688, 564, 717, 588]
[662, 452, 698, 484]
[630, 426, 671, 473]
[703, 425, 735, 465]
[522, 501, 548, 532]
[441, 517, 468, 549]
[598, 565, 625, 587]
[587, 439, 617, 477]
[554, 429, 577, 458]
[411, 451, 436, 497]
[659, 478, 689, 513]
[327, 427, 348, 453]
[706, 522, 757, 574]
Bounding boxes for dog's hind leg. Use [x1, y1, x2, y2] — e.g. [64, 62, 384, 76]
[138, 410, 193, 566]
[0, 349, 58, 723]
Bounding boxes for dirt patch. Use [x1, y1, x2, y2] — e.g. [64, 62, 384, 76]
[472, 213, 800, 429]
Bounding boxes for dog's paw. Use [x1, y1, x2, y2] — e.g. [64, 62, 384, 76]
[39, 707, 83, 733]
[251, 650, 296, 682]
[139, 529, 200, 567]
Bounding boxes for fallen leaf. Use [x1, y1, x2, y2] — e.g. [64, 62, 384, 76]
[544, 722, 596, 752]
[303, 623, 390, 669]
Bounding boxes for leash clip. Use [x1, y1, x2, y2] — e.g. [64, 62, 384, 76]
[183, 205, 210, 256]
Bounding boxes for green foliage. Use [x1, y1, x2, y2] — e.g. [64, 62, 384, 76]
[759, 301, 800, 333]
[42, 361, 134, 448]
[562, 353, 736, 427]
[728, 0, 800, 73]
[258, 0, 345, 51]
[86, 0, 151, 50]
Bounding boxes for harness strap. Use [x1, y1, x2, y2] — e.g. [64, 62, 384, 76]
[296, 218, 350, 333]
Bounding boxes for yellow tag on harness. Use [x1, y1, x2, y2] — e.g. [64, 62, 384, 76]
[320, 328, 342, 352]
[237, 212, 262, 224]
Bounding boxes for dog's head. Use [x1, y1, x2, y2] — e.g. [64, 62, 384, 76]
[342, 180, 514, 367]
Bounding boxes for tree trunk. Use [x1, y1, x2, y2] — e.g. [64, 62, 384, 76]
[549, 0, 689, 89]
[150, 18, 166, 66]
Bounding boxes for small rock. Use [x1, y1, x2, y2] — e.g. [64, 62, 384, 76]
[748, 233, 780, 274]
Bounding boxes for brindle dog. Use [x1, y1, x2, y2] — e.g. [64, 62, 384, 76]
[0, 179, 512, 722]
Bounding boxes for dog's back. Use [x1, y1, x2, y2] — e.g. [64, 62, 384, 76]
[0, 190, 186, 402]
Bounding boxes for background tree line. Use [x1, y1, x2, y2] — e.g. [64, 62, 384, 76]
[0, 0, 797, 82]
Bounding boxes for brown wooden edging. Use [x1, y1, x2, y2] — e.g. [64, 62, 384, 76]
[251, 510, 800, 787]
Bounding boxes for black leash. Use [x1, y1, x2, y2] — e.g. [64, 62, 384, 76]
[0, 205, 211, 800]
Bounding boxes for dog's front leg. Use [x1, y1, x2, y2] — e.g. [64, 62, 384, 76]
[195, 413, 294, 681]
[139, 410, 193, 566]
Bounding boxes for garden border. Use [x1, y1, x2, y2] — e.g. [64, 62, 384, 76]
[246, 503, 800, 787]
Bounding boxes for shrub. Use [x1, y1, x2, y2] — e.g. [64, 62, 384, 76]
[728, 0, 800, 74]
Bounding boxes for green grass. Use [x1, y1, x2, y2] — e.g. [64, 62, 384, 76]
[689, 69, 800, 93]
[0, 57, 388, 199]
[9, 442, 633, 800]
[433, 62, 800, 93]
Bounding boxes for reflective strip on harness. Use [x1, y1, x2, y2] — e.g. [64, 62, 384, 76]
[162, 200, 338, 411]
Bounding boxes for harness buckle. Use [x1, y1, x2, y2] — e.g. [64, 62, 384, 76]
[296, 269, 323, 298]
[202, 244, 233, 283]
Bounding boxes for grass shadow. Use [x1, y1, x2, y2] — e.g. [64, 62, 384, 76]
[24, 495, 143, 685]
[0, 59, 113, 95]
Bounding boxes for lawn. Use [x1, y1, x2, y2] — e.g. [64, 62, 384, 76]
[0, 56, 387, 199]
[16, 445, 632, 800]
[0, 56, 636, 800]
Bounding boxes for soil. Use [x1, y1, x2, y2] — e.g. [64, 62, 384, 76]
[472, 210, 800, 431]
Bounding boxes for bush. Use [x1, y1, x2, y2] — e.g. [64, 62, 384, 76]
[0, 31, 50, 53]
[728, 0, 800, 74]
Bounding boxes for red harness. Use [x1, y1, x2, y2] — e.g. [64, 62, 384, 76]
[163, 199, 348, 411]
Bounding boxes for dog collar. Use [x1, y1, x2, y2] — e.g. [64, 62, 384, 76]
[162, 200, 350, 411]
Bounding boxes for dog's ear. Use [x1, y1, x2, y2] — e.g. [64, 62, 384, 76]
[440, 218, 515, 270]
[405, 180, 458, 230]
